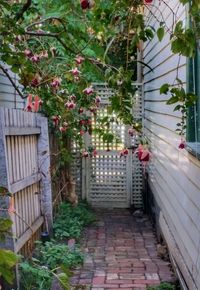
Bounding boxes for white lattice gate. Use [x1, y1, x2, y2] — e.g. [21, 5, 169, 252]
[82, 84, 143, 208]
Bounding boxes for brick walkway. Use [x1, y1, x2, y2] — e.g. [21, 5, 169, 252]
[71, 209, 175, 290]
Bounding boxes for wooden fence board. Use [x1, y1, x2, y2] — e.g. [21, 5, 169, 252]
[0, 108, 52, 257]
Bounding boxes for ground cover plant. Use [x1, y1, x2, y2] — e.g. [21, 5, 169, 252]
[19, 201, 95, 290]
[53, 201, 96, 240]
[147, 282, 176, 290]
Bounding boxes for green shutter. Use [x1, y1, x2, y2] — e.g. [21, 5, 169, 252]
[195, 44, 200, 142]
[186, 57, 195, 142]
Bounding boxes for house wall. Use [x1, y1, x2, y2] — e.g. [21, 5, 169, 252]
[143, 1, 200, 289]
[0, 65, 25, 109]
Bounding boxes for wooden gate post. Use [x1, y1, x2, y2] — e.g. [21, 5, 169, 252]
[37, 116, 53, 232]
[0, 109, 14, 250]
[0, 109, 17, 289]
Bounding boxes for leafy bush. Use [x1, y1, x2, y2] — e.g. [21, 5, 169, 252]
[19, 201, 94, 289]
[53, 201, 96, 240]
[147, 282, 175, 290]
[0, 217, 18, 284]
[20, 239, 83, 290]
[20, 262, 52, 290]
[54, 216, 82, 240]
[35, 240, 84, 270]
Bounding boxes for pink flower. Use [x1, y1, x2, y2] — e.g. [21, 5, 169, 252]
[65, 101, 76, 109]
[89, 106, 97, 113]
[30, 55, 40, 63]
[79, 108, 84, 114]
[39, 99, 43, 107]
[75, 55, 85, 65]
[120, 148, 129, 157]
[86, 118, 92, 125]
[25, 94, 33, 112]
[80, 0, 94, 9]
[82, 150, 89, 157]
[178, 139, 186, 149]
[31, 77, 40, 87]
[52, 115, 61, 126]
[128, 128, 134, 137]
[70, 67, 81, 76]
[81, 0, 89, 9]
[95, 96, 101, 106]
[51, 78, 61, 88]
[69, 95, 76, 101]
[83, 86, 94, 95]
[24, 49, 33, 58]
[59, 126, 67, 132]
[32, 95, 40, 112]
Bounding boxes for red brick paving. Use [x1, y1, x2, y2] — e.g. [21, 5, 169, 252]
[71, 209, 175, 289]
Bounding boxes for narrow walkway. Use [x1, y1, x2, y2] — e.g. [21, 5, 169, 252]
[71, 209, 175, 290]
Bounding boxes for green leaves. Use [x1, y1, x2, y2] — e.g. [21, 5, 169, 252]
[0, 218, 12, 241]
[157, 26, 165, 42]
[160, 83, 170, 94]
[0, 249, 18, 284]
[171, 21, 196, 57]
[160, 82, 197, 136]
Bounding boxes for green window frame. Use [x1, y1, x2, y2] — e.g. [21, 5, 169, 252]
[187, 45, 200, 156]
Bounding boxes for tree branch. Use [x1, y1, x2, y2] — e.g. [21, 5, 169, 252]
[15, 0, 32, 21]
[25, 17, 67, 33]
[0, 64, 27, 99]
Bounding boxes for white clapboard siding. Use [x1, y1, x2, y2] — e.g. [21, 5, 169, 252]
[144, 1, 200, 289]
[0, 64, 25, 109]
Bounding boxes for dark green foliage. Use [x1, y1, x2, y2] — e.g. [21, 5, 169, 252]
[0, 192, 18, 284]
[20, 262, 52, 290]
[53, 201, 96, 240]
[35, 241, 84, 269]
[19, 201, 95, 289]
[160, 83, 197, 135]
[147, 282, 175, 290]
[0, 218, 12, 241]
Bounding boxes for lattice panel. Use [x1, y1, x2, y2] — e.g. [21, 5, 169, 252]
[91, 105, 126, 151]
[132, 85, 143, 208]
[71, 143, 82, 197]
[133, 85, 143, 120]
[83, 83, 144, 208]
[132, 155, 143, 208]
[89, 153, 128, 207]
[92, 83, 113, 105]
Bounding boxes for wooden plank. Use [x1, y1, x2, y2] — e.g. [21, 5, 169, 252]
[10, 173, 42, 194]
[14, 216, 44, 253]
[37, 116, 53, 230]
[4, 127, 40, 136]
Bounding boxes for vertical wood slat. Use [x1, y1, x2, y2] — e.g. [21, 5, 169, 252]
[0, 108, 52, 254]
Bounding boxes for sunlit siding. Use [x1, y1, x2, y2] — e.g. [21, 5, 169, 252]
[144, 1, 200, 289]
[0, 65, 25, 109]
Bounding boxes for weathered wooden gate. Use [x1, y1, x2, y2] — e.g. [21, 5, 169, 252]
[82, 84, 143, 208]
[0, 108, 52, 256]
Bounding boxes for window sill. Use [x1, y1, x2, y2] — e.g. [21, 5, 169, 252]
[186, 142, 200, 160]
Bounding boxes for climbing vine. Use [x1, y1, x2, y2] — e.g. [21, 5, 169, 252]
[0, 1, 200, 284]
